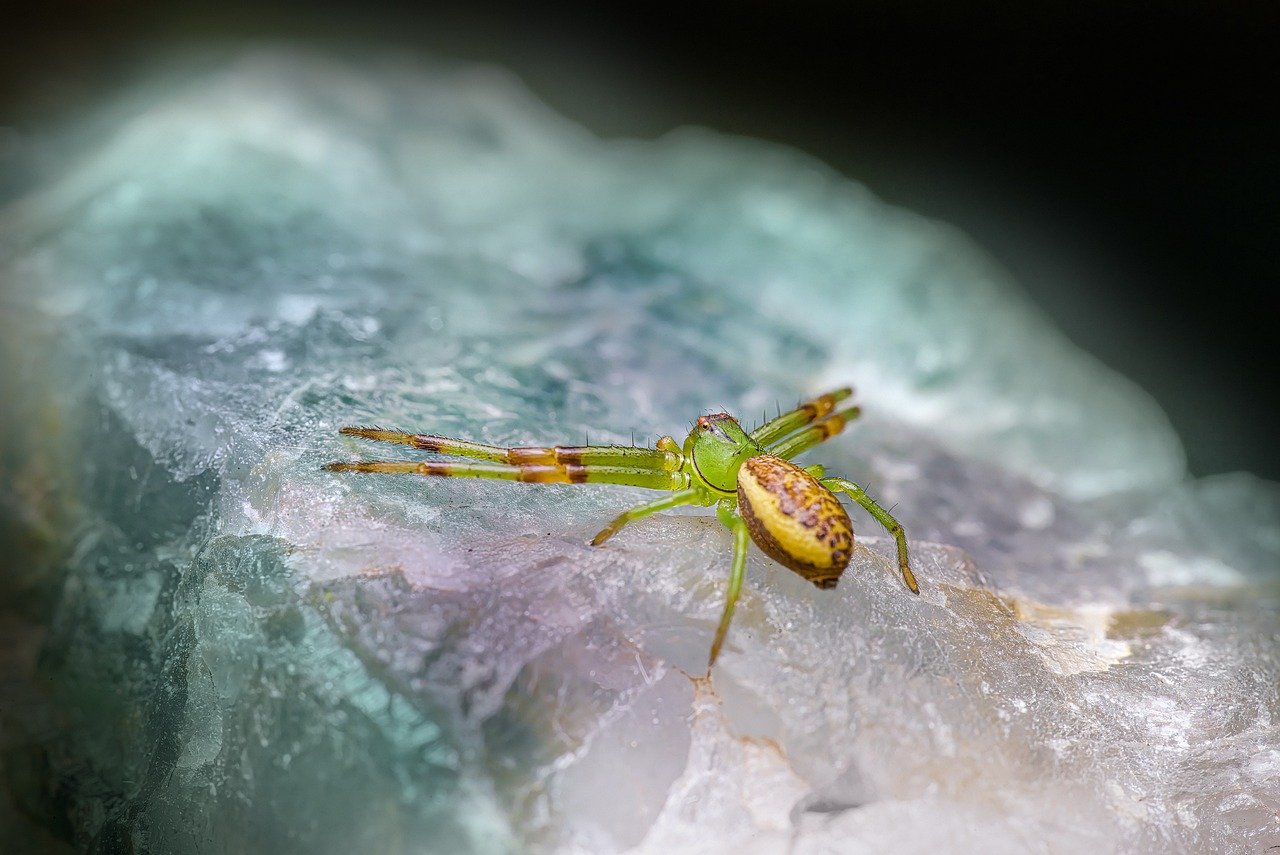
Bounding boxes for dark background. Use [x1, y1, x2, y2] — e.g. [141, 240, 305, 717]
[3, 0, 1276, 479]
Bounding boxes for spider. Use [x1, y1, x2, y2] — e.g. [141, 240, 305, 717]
[325, 387, 919, 668]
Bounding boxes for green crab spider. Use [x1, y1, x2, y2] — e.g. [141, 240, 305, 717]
[325, 387, 919, 669]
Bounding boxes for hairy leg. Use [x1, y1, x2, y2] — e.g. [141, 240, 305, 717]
[821, 477, 919, 594]
[767, 406, 861, 459]
[749, 387, 853, 447]
[337, 427, 680, 471]
[325, 458, 688, 490]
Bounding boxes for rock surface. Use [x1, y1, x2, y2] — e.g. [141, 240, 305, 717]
[1, 50, 1277, 853]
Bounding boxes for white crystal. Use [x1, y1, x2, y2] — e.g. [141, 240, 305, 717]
[1, 49, 1276, 854]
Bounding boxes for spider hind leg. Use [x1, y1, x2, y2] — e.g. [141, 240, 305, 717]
[707, 501, 750, 669]
[590, 488, 705, 545]
[821, 476, 919, 594]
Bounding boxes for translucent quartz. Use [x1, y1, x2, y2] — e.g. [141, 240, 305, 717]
[1, 50, 1275, 853]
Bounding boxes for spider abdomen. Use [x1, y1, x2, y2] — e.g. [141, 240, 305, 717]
[736, 455, 854, 588]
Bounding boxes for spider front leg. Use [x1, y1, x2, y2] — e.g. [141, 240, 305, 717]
[325, 458, 689, 489]
[768, 406, 861, 459]
[327, 426, 688, 489]
[708, 500, 750, 669]
[821, 477, 920, 594]
[750, 387, 853, 446]
[591, 488, 707, 546]
[337, 427, 681, 470]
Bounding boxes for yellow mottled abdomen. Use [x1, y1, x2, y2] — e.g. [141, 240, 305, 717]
[737, 455, 853, 588]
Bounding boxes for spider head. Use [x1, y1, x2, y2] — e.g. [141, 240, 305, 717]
[686, 412, 761, 494]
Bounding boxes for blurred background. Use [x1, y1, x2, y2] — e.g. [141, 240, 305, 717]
[3, 0, 1275, 479]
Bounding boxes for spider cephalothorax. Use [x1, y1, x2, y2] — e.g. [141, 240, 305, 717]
[686, 412, 761, 494]
[326, 387, 918, 669]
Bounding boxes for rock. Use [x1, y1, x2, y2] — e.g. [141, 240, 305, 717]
[1, 49, 1276, 853]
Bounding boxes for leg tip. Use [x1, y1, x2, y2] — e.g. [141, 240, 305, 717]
[340, 426, 405, 443]
[591, 525, 621, 546]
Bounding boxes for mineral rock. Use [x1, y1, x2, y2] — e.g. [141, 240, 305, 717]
[1, 50, 1276, 853]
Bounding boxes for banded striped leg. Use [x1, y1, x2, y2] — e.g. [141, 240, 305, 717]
[750, 387, 853, 447]
[337, 427, 681, 471]
[591, 488, 707, 546]
[708, 501, 750, 668]
[324, 458, 688, 489]
[768, 406, 861, 459]
[821, 477, 919, 594]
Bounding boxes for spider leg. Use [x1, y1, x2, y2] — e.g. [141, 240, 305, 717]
[767, 406, 861, 459]
[337, 427, 680, 471]
[749, 387, 853, 447]
[708, 500, 750, 668]
[820, 477, 919, 594]
[324, 458, 688, 490]
[591, 488, 707, 546]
